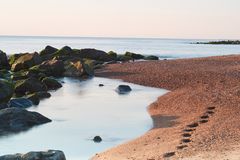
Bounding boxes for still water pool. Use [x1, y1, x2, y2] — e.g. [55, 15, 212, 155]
[0, 77, 167, 159]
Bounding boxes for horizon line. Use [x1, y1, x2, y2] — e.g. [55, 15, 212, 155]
[0, 34, 239, 41]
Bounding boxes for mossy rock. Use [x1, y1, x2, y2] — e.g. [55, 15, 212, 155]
[108, 51, 118, 59]
[11, 52, 42, 72]
[125, 52, 144, 60]
[27, 93, 40, 105]
[52, 46, 73, 57]
[0, 50, 10, 70]
[42, 77, 62, 90]
[117, 55, 132, 62]
[0, 69, 11, 80]
[144, 55, 159, 60]
[0, 80, 14, 102]
[14, 78, 47, 96]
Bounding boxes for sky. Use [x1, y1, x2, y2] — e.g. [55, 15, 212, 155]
[0, 0, 239, 39]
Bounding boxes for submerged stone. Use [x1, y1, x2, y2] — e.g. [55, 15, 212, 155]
[116, 85, 132, 94]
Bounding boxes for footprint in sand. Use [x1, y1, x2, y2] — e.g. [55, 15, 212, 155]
[177, 145, 188, 150]
[183, 128, 195, 132]
[206, 110, 214, 115]
[163, 152, 175, 158]
[200, 115, 209, 119]
[182, 133, 191, 138]
[181, 138, 191, 143]
[207, 107, 215, 110]
[187, 122, 199, 128]
[199, 119, 208, 124]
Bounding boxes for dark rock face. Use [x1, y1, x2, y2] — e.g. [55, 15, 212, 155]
[0, 150, 66, 160]
[116, 85, 132, 94]
[144, 55, 159, 60]
[63, 60, 94, 77]
[14, 78, 47, 96]
[27, 93, 40, 105]
[0, 103, 8, 110]
[9, 98, 33, 108]
[116, 55, 132, 62]
[39, 45, 58, 58]
[93, 136, 102, 143]
[36, 59, 65, 77]
[0, 80, 14, 103]
[75, 49, 113, 62]
[42, 77, 62, 90]
[36, 91, 51, 99]
[0, 50, 10, 70]
[11, 52, 42, 72]
[0, 108, 51, 134]
[63, 60, 85, 77]
[125, 52, 144, 60]
[99, 84, 104, 87]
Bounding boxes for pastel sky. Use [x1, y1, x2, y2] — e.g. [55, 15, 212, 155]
[0, 0, 239, 39]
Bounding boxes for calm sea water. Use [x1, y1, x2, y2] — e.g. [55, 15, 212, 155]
[0, 77, 167, 159]
[0, 36, 240, 58]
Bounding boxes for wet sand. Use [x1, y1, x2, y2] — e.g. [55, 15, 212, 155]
[93, 55, 240, 160]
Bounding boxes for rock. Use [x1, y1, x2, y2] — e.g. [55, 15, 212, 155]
[0, 50, 10, 70]
[75, 49, 113, 62]
[99, 84, 104, 87]
[53, 46, 73, 58]
[9, 98, 33, 108]
[9, 53, 26, 66]
[11, 52, 42, 72]
[39, 46, 58, 61]
[116, 55, 132, 62]
[108, 51, 118, 60]
[93, 136, 102, 143]
[0, 103, 8, 110]
[0, 69, 11, 80]
[35, 59, 65, 77]
[0, 150, 66, 160]
[14, 78, 47, 96]
[144, 55, 159, 60]
[27, 93, 40, 105]
[11, 71, 29, 81]
[0, 108, 51, 134]
[125, 52, 144, 60]
[64, 60, 94, 77]
[36, 91, 51, 99]
[116, 85, 132, 94]
[0, 79, 14, 102]
[42, 77, 62, 90]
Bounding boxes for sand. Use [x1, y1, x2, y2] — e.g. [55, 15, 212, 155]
[92, 55, 240, 160]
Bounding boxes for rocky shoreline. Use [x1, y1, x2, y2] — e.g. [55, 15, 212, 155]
[0, 46, 158, 159]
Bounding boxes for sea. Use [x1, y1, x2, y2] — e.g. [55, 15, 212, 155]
[0, 36, 240, 58]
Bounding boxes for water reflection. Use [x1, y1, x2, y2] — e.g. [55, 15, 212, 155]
[0, 77, 167, 159]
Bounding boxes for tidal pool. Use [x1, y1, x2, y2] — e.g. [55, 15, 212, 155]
[0, 77, 167, 159]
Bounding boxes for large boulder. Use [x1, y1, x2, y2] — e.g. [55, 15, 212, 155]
[42, 77, 62, 90]
[0, 80, 14, 103]
[0, 150, 66, 160]
[33, 59, 65, 77]
[0, 50, 10, 70]
[63, 60, 94, 77]
[116, 85, 132, 94]
[0, 108, 51, 134]
[39, 46, 58, 61]
[14, 78, 47, 96]
[11, 52, 42, 72]
[9, 98, 33, 108]
[75, 49, 113, 62]
[125, 52, 144, 60]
